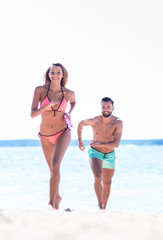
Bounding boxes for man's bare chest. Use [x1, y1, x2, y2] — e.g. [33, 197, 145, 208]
[93, 123, 116, 138]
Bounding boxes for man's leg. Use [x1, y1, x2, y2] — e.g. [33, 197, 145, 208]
[102, 168, 115, 209]
[89, 158, 103, 209]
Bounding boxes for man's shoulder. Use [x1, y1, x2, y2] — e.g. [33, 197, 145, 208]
[113, 115, 122, 121]
[92, 115, 102, 122]
[84, 115, 101, 125]
[89, 116, 103, 126]
[112, 116, 123, 125]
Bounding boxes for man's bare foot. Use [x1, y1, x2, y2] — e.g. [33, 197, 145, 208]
[54, 196, 62, 209]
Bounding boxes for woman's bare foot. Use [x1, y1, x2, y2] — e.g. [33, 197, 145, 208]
[48, 200, 54, 207]
[98, 203, 105, 210]
[54, 196, 62, 209]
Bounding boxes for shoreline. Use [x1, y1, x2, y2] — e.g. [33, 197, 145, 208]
[0, 209, 163, 240]
[0, 138, 163, 147]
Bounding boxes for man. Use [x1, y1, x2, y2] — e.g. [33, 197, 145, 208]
[77, 97, 123, 209]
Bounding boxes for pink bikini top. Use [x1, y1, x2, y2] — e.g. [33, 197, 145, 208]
[41, 85, 68, 115]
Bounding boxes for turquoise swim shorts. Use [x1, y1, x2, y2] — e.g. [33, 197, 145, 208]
[88, 147, 116, 169]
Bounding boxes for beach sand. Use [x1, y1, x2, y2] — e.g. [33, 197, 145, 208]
[0, 209, 163, 240]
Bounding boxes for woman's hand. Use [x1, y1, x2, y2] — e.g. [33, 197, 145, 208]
[48, 100, 60, 109]
[64, 113, 71, 121]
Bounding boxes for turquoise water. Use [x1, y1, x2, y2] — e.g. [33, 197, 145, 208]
[0, 144, 163, 212]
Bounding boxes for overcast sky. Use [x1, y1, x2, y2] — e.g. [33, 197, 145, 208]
[0, 0, 163, 140]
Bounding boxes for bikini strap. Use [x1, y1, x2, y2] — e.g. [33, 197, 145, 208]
[47, 84, 50, 96]
[61, 86, 64, 97]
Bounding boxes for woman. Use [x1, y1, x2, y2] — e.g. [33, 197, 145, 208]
[31, 63, 76, 209]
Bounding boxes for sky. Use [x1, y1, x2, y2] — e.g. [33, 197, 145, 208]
[0, 0, 163, 140]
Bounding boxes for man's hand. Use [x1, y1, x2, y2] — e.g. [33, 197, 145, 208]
[78, 140, 85, 151]
[90, 139, 101, 148]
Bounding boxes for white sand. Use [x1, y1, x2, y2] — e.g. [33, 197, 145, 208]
[0, 209, 163, 240]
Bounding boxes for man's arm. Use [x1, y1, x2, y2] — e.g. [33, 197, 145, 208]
[90, 120, 123, 149]
[77, 118, 94, 151]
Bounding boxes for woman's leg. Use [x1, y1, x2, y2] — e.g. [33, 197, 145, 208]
[40, 137, 54, 169]
[40, 137, 61, 206]
[50, 128, 71, 209]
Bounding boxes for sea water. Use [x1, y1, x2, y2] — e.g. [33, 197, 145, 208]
[0, 143, 163, 212]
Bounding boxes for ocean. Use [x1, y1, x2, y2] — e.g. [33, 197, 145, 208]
[0, 140, 163, 212]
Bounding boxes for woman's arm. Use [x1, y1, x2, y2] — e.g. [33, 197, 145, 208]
[68, 91, 76, 115]
[64, 90, 76, 120]
[30, 86, 59, 118]
[31, 87, 42, 118]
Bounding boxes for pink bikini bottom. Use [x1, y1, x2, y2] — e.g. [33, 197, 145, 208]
[39, 126, 68, 145]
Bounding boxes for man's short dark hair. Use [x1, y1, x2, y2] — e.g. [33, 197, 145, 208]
[101, 97, 114, 106]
